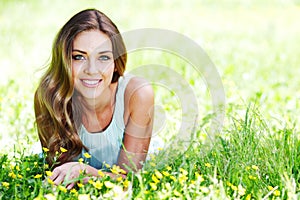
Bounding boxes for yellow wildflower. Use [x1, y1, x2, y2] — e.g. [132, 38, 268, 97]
[104, 163, 111, 168]
[173, 189, 181, 196]
[78, 158, 84, 163]
[170, 175, 177, 182]
[34, 174, 42, 179]
[268, 186, 280, 196]
[34, 162, 38, 166]
[231, 185, 238, 191]
[179, 168, 188, 175]
[15, 165, 20, 171]
[2, 182, 9, 189]
[268, 186, 274, 191]
[245, 194, 251, 200]
[245, 166, 251, 170]
[58, 185, 67, 193]
[150, 162, 156, 167]
[179, 173, 188, 184]
[248, 175, 257, 180]
[195, 172, 204, 182]
[274, 190, 280, 196]
[149, 182, 157, 190]
[42, 147, 49, 152]
[157, 147, 163, 151]
[45, 171, 53, 177]
[60, 147, 68, 153]
[190, 180, 196, 185]
[26, 168, 30, 171]
[166, 166, 172, 171]
[78, 194, 91, 200]
[116, 176, 123, 182]
[152, 174, 160, 184]
[111, 166, 119, 175]
[93, 180, 103, 189]
[98, 170, 105, 177]
[70, 188, 78, 195]
[119, 168, 126, 174]
[77, 182, 84, 188]
[83, 152, 91, 158]
[251, 165, 259, 170]
[155, 170, 163, 179]
[205, 163, 211, 168]
[17, 174, 23, 179]
[162, 171, 170, 177]
[9, 172, 16, 179]
[123, 179, 130, 188]
[44, 164, 49, 169]
[110, 165, 126, 175]
[47, 178, 54, 185]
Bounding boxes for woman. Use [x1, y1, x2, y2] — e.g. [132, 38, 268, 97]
[34, 8, 154, 188]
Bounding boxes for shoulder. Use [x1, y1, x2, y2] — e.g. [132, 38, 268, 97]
[124, 76, 154, 112]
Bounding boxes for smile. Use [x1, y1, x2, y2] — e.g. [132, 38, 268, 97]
[81, 79, 102, 87]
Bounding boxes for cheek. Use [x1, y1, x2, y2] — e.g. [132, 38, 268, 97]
[104, 62, 115, 75]
[71, 64, 80, 78]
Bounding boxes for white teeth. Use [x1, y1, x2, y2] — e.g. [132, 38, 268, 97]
[82, 80, 100, 85]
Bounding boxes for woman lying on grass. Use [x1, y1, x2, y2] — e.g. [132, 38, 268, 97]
[34, 8, 154, 189]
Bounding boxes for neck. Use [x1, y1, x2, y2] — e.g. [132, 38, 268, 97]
[80, 82, 118, 114]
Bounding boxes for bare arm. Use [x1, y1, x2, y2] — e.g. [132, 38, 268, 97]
[118, 78, 154, 172]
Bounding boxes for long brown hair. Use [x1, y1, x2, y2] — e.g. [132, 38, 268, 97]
[34, 9, 127, 166]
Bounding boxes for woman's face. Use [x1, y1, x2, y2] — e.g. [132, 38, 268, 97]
[72, 30, 114, 100]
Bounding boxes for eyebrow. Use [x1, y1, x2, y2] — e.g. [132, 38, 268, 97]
[72, 49, 113, 54]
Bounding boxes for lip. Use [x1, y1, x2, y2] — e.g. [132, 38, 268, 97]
[80, 79, 102, 88]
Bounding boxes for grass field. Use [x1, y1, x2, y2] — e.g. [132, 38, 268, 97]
[0, 0, 300, 199]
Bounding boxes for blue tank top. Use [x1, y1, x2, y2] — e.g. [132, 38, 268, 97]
[76, 74, 133, 169]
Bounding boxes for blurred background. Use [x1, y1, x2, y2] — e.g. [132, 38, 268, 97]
[0, 0, 299, 153]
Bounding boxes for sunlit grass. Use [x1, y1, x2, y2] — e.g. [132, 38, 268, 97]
[0, 0, 300, 199]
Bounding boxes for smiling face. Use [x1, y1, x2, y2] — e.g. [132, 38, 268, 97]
[72, 30, 114, 100]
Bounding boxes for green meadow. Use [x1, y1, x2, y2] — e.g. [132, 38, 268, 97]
[0, 0, 299, 199]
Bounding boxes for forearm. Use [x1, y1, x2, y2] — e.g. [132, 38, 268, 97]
[118, 148, 148, 172]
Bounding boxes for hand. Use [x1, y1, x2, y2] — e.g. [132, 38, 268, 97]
[50, 162, 88, 189]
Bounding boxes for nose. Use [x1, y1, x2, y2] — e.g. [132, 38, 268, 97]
[83, 59, 100, 75]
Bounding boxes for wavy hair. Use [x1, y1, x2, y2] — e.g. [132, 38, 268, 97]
[34, 9, 127, 166]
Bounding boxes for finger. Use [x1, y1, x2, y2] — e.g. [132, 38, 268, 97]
[83, 177, 90, 184]
[53, 174, 66, 185]
[67, 182, 75, 190]
[49, 167, 61, 180]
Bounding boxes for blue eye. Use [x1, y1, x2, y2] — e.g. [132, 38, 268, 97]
[72, 55, 85, 60]
[99, 55, 111, 61]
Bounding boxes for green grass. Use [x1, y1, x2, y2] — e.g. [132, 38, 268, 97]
[1, 0, 300, 199]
